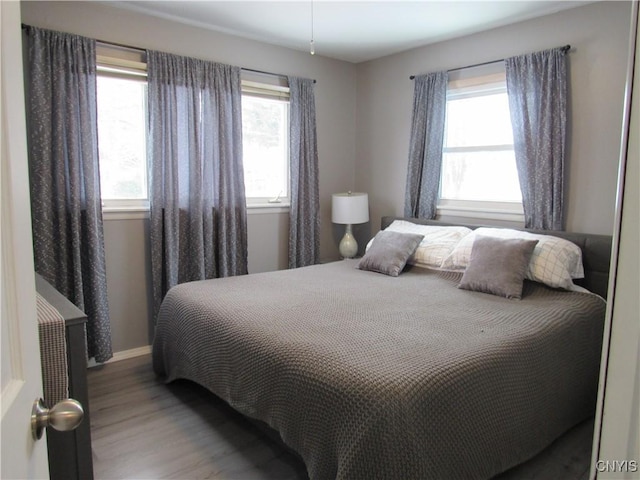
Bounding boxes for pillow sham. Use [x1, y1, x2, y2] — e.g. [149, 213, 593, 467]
[441, 227, 584, 290]
[365, 220, 472, 269]
[358, 230, 424, 277]
[458, 236, 539, 299]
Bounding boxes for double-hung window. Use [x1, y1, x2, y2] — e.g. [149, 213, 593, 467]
[241, 79, 290, 208]
[96, 44, 149, 213]
[96, 45, 291, 213]
[438, 67, 524, 222]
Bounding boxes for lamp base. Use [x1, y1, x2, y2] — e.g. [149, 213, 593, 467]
[339, 224, 358, 259]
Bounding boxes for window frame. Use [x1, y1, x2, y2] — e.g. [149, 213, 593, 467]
[241, 79, 291, 210]
[96, 44, 150, 217]
[96, 44, 293, 215]
[437, 68, 524, 224]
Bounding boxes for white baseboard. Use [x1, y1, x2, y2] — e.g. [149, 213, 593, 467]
[88, 345, 152, 368]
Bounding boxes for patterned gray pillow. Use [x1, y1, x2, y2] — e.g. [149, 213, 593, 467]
[357, 231, 424, 277]
[458, 236, 539, 299]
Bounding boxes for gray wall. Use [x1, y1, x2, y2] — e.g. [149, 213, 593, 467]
[102, 218, 153, 351]
[101, 212, 291, 351]
[21, 0, 357, 352]
[355, 1, 632, 236]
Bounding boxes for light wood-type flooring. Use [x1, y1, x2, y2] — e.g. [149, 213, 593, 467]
[88, 354, 593, 480]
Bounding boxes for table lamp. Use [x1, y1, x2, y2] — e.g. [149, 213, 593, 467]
[331, 192, 369, 258]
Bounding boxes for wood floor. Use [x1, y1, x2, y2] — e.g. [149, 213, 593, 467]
[88, 354, 594, 480]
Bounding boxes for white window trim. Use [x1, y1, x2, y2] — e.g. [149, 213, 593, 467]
[101, 199, 149, 221]
[443, 144, 513, 154]
[241, 79, 291, 210]
[102, 210, 149, 221]
[439, 66, 523, 223]
[97, 44, 149, 218]
[246, 204, 290, 215]
[436, 199, 524, 223]
[241, 80, 289, 100]
[245, 197, 291, 210]
[96, 42, 147, 76]
[102, 204, 290, 220]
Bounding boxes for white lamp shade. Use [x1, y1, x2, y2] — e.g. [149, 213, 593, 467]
[332, 192, 369, 225]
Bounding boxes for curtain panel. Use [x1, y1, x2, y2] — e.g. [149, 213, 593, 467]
[26, 26, 113, 362]
[288, 77, 320, 268]
[404, 72, 448, 219]
[147, 51, 248, 318]
[506, 47, 568, 230]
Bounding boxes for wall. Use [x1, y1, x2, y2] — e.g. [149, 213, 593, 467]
[355, 1, 631, 236]
[21, 1, 357, 353]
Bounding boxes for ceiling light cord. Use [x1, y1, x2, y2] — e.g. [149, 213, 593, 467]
[310, 0, 315, 55]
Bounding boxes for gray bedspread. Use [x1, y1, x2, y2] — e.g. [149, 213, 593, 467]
[153, 260, 605, 480]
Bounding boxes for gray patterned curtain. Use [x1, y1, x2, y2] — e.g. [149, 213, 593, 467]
[506, 47, 568, 230]
[288, 77, 320, 268]
[147, 51, 247, 318]
[404, 71, 448, 219]
[26, 27, 113, 362]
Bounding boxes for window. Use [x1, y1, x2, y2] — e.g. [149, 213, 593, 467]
[439, 69, 523, 221]
[96, 45, 290, 213]
[96, 44, 148, 212]
[97, 76, 147, 206]
[241, 80, 290, 207]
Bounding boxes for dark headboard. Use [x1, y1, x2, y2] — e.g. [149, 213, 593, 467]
[381, 216, 613, 299]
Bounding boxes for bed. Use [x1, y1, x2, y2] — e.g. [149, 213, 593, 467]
[152, 217, 611, 479]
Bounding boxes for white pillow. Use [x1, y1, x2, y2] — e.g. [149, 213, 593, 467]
[440, 227, 584, 290]
[366, 220, 472, 269]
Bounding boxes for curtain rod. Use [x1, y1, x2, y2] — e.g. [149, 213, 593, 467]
[241, 67, 316, 84]
[21, 23, 145, 53]
[21, 24, 316, 84]
[409, 44, 571, 80]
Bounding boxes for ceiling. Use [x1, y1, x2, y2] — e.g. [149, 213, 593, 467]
[113, 1, 591, 63]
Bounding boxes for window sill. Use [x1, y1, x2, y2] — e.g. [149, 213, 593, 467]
[436, 204, 525, 224]
[247, 203, 290, 215]
[103, 207, 149, 221]
[102, 203, 290, 220]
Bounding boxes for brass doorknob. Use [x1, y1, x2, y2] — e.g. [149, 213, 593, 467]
[31, 397, 84, 440]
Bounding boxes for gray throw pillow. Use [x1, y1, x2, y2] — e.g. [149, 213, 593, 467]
[458, 236, 539, 299]
[357, 231, 424, 277]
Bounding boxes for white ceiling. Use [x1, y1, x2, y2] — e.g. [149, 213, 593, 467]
[113, 1, 590, 63]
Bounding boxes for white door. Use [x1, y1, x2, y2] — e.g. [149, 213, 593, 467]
[1, 1, 49, 478]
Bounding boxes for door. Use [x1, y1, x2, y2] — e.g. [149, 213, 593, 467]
[1, 1, 49, 478]
[590, 4, 640, 478]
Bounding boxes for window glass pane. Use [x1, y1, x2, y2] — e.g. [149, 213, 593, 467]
[441, 150, 522, 203]
[242, 95, 288, 199]
[97, 76, 147, 200]
[445, 92, 513, 148]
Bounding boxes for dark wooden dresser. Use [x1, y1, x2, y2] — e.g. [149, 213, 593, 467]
[35, 275, 94, 480]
